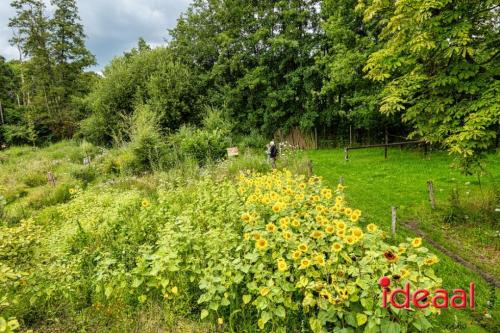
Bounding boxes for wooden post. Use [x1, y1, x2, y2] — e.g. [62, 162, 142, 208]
[47, 172, 56, 186]
[384, 126, 388, 159]
[344, 147, 349, 161]
[427, 181, 436, 209]
[339, 176, 344, 185]
[0, 100, 4, 124]
[307, 160, 313, 177]
[314, 127, 318, 150]
[349, 125, 352, 147]
[391, 207, 397, 236]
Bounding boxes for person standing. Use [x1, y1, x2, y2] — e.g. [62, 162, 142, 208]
[269, 141, 278, 169]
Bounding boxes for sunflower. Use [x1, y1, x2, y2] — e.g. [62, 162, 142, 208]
[259, 287, 270, 297]
[292, 250, 302, 260]
[314, 254, 326, 266]
[311, 230, 324, 239]
[344, 207, 353, 216]
[171, 286, 178, 295]
[366, 223, 378, 232]
[331, 242, 343, 252]
[282, 231, 293, 240]
[338, 288, 349, 300]
[401, 268, 410, 279]
[398, 246, 407, 254]
[298, 183, 306, 190]
[291, 218, 301, 228]
[299, 258, 311, 269]
[255, 238, 268, 250]
[266, 223, 277, 233]
[277, 259, 288, 272]
[272, 203, 282, 213]
[279, 217, 289, 229]
[253, 232, 261, 240]
[350, 213, 360, 222]
[383, 250, 399, 263]
[424, 256, 439, 266]
[243, 233, 250, 241]
[320, 289, 332, 302]
[298, 243, 308, 252]
[344, 235, 356, 245]
[411, 237, 423, 248]
[325, 224, 335, 234]
[335, 220, 346, 230]
[336, 229, 346, 238]
[337, 184, 345, 191]
[218, 318, 224, 325]
[141, 199, 151, 208]
[351, 227, 363, 239]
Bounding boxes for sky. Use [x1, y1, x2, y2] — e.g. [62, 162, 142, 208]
[0, 0, 192, 72]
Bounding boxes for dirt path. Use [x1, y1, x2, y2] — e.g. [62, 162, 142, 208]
[404, 220, 500, 288]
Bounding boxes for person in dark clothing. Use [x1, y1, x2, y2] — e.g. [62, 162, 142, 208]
[269, 140, 278, 168]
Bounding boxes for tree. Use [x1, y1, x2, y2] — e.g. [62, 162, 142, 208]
[49, 0, 96, 100]
[361, 0, 499, 172]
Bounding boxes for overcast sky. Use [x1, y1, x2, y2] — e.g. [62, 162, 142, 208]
[0, 0, 192, 72]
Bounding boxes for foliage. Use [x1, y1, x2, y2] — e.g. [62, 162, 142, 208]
[360, 0, 500, 173]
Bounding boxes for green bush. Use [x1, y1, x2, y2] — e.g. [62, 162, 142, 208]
[169, 126, 230, 166]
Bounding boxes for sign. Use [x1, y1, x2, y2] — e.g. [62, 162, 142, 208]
[227, 147, 239, 157]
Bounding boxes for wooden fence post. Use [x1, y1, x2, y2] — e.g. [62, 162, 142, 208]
[47, 172, 56, 186]
[427, 181, 436, 209]
[391, 207, 397, 236]
[339, 176, 344, 185]
[344, 147, 349, 161]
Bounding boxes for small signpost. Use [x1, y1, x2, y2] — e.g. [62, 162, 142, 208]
[227, 147, 239, 157]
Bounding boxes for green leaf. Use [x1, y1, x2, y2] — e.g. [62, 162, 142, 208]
[200, 309, 209, 320]
[275, 306, 286, 318]
[356, 313, 368, 326]
[242, 294, 251, 304]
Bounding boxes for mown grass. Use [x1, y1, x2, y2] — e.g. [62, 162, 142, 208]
[305, 147, 499, 332]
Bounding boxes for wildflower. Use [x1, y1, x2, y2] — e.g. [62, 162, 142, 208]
[266, 223, 277, 233]
[277, 259, 288, 272]
[298, 243, 308, 252]
[292, 250, 302, 260]
[253, 232, 261, 240]
[384, 250, 399, 263]
[367, 223, 378, 232]
[291, 218, 301, 228]
[171, 286, 178, 295]
[260, 287, 270, 297]
[401, 268, 410, 279]
[344, 207, 353, 216]
[299, 183, 306, 190]
[337, 184, 345, 191]
[311, 230, 324, 239]
[411, 237, 423, 248]
[218, 318, 224, 325]
[243, 233, 250, 241]
[69, 188, 77, 195]
[320, 289, 332, 302]
[299, 258, 311, 269]
[398, 246, 407, 254]
[331, 242, 343, 252]
[336, 229, 346, 238]
[325, 224, 335, 234]
[141, 199, 151, 208]
[350, 212, 360, 222]
[256, 238, 268, 250]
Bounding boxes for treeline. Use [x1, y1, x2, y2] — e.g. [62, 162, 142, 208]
[0, 0, 498, 169]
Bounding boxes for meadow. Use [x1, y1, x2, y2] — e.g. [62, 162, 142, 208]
[0, 142, 499, 333]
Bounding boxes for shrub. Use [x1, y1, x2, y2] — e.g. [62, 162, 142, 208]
[169, 126, 230, 166]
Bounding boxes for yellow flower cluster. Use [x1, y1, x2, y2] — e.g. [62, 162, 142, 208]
[234, 169, 441, 331]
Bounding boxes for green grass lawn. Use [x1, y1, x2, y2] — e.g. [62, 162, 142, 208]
[305, 147, 499, 332]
